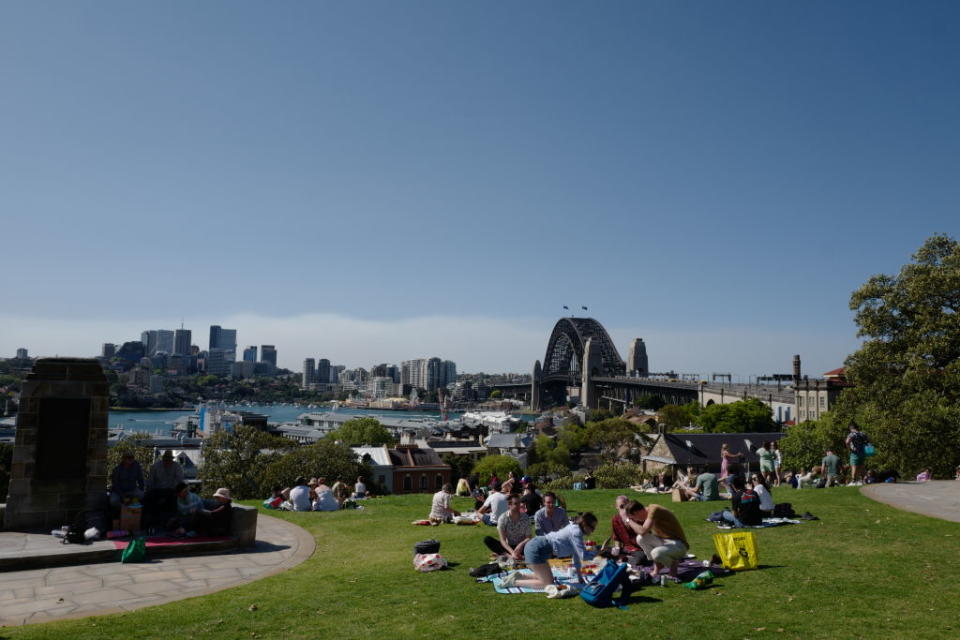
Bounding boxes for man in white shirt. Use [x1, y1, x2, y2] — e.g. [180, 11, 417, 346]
[289, 477, 312, 512]
[429, 483, 459, 523]
[478, 481, 509, 526]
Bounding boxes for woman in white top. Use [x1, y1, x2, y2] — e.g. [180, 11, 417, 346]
[750, 474, 775, 514]
[772, 442, 783, 486]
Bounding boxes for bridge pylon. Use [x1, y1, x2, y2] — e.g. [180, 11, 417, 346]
[531, 360, 542, 412]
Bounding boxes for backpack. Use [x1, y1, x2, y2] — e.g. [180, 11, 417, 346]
[773, 503, 795, 518]
[62, 512, 87, 545]
[579, 561, 634, 609]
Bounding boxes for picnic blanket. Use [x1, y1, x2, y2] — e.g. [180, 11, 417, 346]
[112, 535, 230, 549]
[714, 517, 801, 530]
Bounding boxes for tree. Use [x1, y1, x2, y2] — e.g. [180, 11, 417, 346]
[834, 234, 960, 475]
[585, 417, 641, 462]
[697, 398, 777, 433]
[326, 417, 395, 446]
[658, 404, 690, 431]
[634, 393, 664, 410]
[778, 412, 847, 471]
[489, 389, 502, 399]
[472, 455, 521, 484]
[200, 426, 296, 499]
[106, 433, 156, 476]
[260, 439, 375, 496]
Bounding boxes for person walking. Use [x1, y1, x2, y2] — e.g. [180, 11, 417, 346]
[845, 424, 870, 486]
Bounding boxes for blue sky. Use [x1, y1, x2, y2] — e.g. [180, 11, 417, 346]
[1, 1, 958, 376]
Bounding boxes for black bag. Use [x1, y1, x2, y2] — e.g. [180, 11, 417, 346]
[773, 503, 796, 518]
[414, 539, 440, 555]
[815, 477, 827, 489]
[63, 512, 87, 545]
[469, 562, 501, 578]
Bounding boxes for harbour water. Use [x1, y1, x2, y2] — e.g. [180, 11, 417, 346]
[109, 405, 464, 436]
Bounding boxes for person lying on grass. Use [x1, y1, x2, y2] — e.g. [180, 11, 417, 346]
[626, 501, 689, 583]
[500, 512, 598, 590]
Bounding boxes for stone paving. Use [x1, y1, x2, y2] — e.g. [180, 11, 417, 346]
[0, 513, 314, 627]
[861, 480, 960, 523]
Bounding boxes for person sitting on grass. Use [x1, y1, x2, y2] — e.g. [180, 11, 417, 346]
[264, 485, 284, 509]
[332, 477, 351, 506]
[610, 495, 643, 559]
[313, 480, 340, 512]
[916, 468, 933, 482]
[478, 481, 509, 526]
[429, 483, 459, 523]
[750, 473, 775, 515]
[534, 492, 568, 535]
[721, 475, 762, 528]
[484, 494, 532, 561]
[353, 476, 368, 499]
[680, 466, 720, 501]
[520, 481, 543, 515]
[626, 501, 689, 583]
[821, 449, 842, 487]
[500, 513, 598, 590]
[289, 477, 313, 512]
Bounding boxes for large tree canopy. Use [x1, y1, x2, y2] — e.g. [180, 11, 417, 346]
[835, 234, 960, 475]
[326, 417, 395, 446]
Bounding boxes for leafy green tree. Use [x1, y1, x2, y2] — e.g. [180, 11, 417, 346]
[200, 426, 296, 499]
[697, 398, 776, 433]
[658, 404, 690, 431]
[260, 439, 375, 496]
[440, 452, 474, 480]
[778, 412, 847, 471]
[326, 417, 395, 446]
[106, 433, 156, 477]
[472, 455, 521, 484]
[489, 389, 502, 399]
[634, 393, 664, 410]
[585, 417, 641, 462]
[834, 234, 960, 475]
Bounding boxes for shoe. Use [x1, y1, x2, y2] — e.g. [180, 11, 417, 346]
[499, 571, 521, 587]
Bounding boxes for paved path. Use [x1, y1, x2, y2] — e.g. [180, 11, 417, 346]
[0, 514, 314, 627]
[861, 480, 960, 523]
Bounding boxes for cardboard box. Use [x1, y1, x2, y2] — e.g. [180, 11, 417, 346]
[120, 505, 142, 532]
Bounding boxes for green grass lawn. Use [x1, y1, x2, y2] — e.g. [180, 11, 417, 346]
[5, 488, 960, 640]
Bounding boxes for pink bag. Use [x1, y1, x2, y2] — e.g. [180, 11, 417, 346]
[413, 553, 447, 572]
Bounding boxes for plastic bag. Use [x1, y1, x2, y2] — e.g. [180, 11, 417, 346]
[712, 531, 758, 571]
[120, 536, 148, 564]
[413, 553, 447, 572]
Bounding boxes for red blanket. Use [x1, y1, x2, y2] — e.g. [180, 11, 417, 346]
[112, 535, 230, 549]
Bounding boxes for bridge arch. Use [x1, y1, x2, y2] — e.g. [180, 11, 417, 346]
[542, 317, 626, 383]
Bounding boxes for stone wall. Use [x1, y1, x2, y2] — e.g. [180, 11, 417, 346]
[3, 358, 109, 531]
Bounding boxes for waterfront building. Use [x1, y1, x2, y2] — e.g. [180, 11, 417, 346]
[174, 329, 192, 355]
[401, 357, 457, 391]
[243, 345, 257, 362]
[303, 358, 316, 389]
[206, 348, 230, 376]
[261, 345, 277, 369]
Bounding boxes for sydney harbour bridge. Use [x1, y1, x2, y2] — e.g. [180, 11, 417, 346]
[490, 317, 795, 414]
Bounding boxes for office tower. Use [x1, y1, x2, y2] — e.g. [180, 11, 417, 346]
[243, 346, 258, 362]
[209, 325, 221, 351]
[206, 348, 230, 376]
[155, 329, 174, 355]
[141, 330, 158, 356]
[261, 345, 277, 368]
[330, 364, 344, 384]
[219, 329, 237, 353]
[15, 348, 28, 359]
[442, 360, 457, 387]
[303, 358, 315, 388]
[316, 358, 330, 384]
[174, 329, 192, 355]
[102, 343, 116, 358]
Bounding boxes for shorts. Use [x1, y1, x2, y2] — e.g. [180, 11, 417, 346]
[850, 453, 864, 466]
[524, 536, 553, 565]
[760, 461, 775, 473]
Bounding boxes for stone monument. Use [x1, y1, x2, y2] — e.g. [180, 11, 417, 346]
[3, 358, 109, 530]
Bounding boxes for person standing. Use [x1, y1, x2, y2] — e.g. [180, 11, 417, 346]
[772, 442, 783, 487]
[821, 449, 842, 487]
[719, 443, 743, 488]
[845, 424, 870, 486]
[625, 501, 690, 582]
[755, 442, 776, 486]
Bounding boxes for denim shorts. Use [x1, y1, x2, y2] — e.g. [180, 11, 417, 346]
[524, 536, 553, 564]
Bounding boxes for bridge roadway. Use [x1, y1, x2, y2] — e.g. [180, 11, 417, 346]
[593, 377, 796, 405]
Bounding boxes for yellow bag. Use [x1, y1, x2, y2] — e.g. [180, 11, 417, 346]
[712, 531, 758, 571]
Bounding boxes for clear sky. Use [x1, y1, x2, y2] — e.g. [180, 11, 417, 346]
[1, 1, 958, 378]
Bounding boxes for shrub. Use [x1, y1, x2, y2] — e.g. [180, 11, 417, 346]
[472, 455, 521, 484]
[260, 440, 374, 497]
[593, 461, 647, 489]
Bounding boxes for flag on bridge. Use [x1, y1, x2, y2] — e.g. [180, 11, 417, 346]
[581, 306, 588, 311]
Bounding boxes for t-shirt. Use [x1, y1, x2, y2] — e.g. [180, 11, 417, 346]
[177, 491, 203, 516]
[695, 472, 720, 501]
[646, 504, 688, 548]
[520, 491, 542, 515]
[289, 485, 312, 512]
[611, 513, 639, 551]
[534, 506, 569, 535]
[847, 431, 869, 454]
[497, 511, 532, 547]
[354, 481, 367, 496]
[732, 488, 762, 526]
[822, 454, 841, 476]
[313, 488, 339, 512]
[430, 490, 452, 520]
[481, 491, 509, 522]
[754, 484, 774, 511]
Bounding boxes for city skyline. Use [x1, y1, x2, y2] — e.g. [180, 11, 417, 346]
[2, 2, 957, 379]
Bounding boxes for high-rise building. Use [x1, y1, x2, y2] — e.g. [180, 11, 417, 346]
[209, 326, 237, 363]
[209, 325, 222, 351]
[331, 364, 345, 384]
[15, 348, 28, 359]
[141, 330, 158, 356]
[220, 329, 237, 353]
[401, 357, 457, 390]
[102, 343, 116, 358]
[442, 360, 457, 387]
[302, 358, 316, 389]
[316, 358, 331, 384]
[174, 329, 192, 355]
[206, 348, 230, 376]
[155, 329, 174, 355]
[243, 346, 258, 362]
[261, 345, 277, 368]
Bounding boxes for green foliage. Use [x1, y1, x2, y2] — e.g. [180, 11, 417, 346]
[634, 393, 664, 410]
[585, 417, 641, 462]
[778, 412, 847, 471]
[659, 404, 691, 431]
[488, 389, 502, 399]
[106, 434, 156, 476]
[697, 398, 777, 433]
[199, 426, 296, 499]
[525, 461, 570, 480]
[326, 417, 394, 446]
[260, 440, 374, 495]
[440, 452, 474, 480]
[837, 234, 960, 476]
[589, 408, 614, 421]
[0, 442, 12, 499]
[592, 461, 647, 489]
[471, 455, 521, 483]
